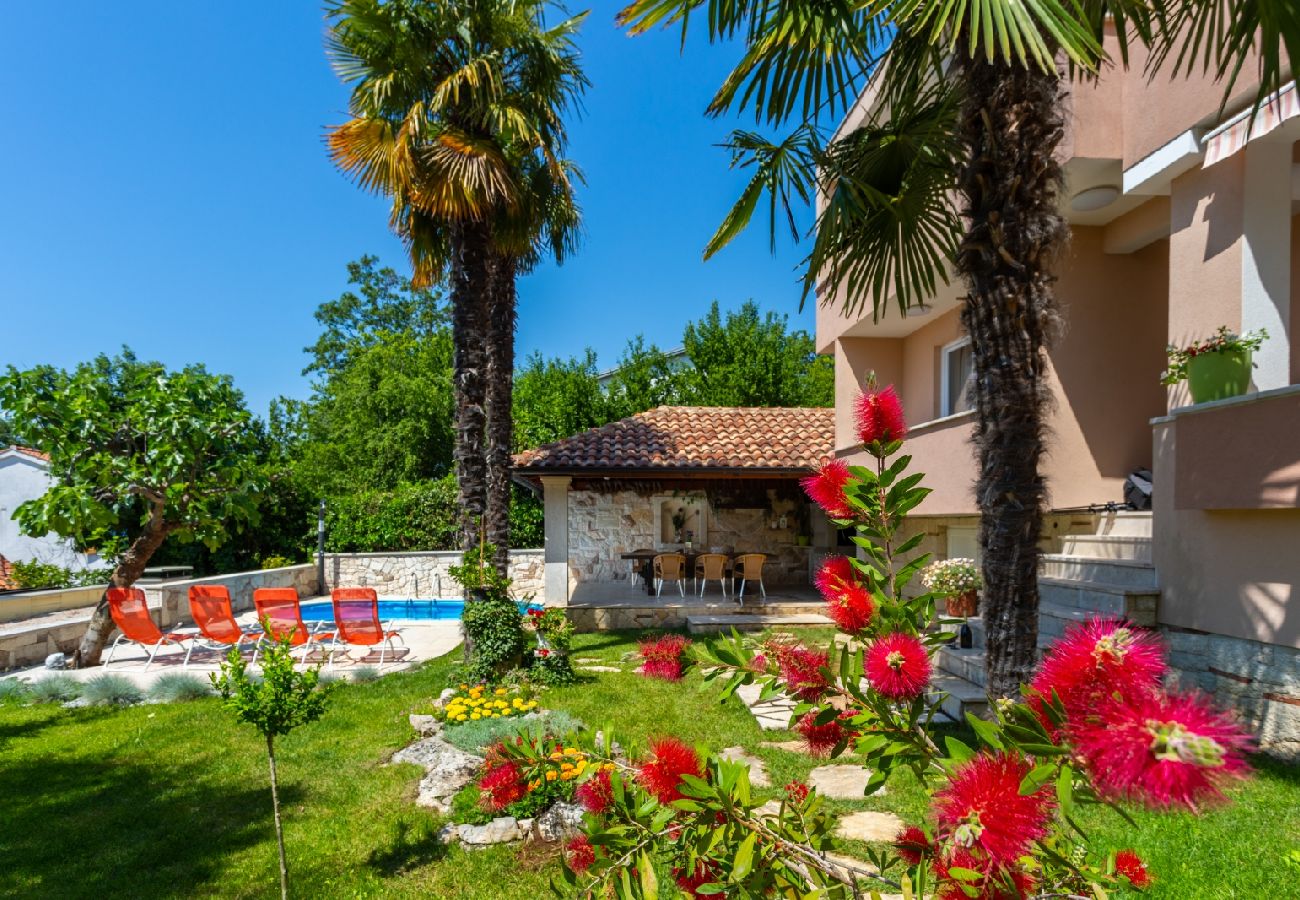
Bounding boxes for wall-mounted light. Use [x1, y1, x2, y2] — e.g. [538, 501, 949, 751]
[1070, 184, 1120, 212]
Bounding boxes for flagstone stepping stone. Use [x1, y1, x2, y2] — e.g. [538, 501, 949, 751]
[808, 765, 885, 799]
[578, 665, 621, 673]
[754, 800, 783, 819]
[736, 682, 797, 731]
[759, 740, 809, 754]
[835, 811, 905, 844]
[574, 657, 604, 663]
[719, 746, 771, 787]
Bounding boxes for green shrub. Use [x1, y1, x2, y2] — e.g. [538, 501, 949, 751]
[440, 709, 586, 755]
[148, 673, 213, 702]
[0, 678, 30, 704]
[324, 477, 458, 552]
[10, 560, 105, 590]
[83, 674, 145, 706]
[259, 555, 296, 570]
[461, 598, 528, 683]
[350, 665, 380, 683]
[28, 674, 82, 703]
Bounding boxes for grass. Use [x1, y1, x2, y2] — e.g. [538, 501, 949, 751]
[0, 630, 1296, 899]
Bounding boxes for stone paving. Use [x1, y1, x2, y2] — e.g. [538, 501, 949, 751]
[808, 764, 884, 799]
[720, 746, 771, 787]
[835, 810, 905, 843]
[735, 681, 797, 730]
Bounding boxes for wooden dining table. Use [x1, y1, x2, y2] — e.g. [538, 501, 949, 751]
[618, 550, 760, 596]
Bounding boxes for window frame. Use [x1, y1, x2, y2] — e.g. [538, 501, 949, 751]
[939, 336, 974, 418]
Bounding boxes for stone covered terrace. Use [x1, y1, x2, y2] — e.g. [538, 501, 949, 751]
[513, 406, 842, 631]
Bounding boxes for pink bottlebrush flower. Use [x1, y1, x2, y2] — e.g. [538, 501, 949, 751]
[565, 835, 596, 873]
[673, 860, 725, 900]
[478, 761, 527, 812]
[638, 737, 703, 804]
[575, 768, 613, 814]
[777, 644, 831, 701]
[1070, 690, 1252, 811]
[932, 752, 1055, 867]
[746, 652, 769, 673]
[784, 780, 810, 803]
[895, 825, 931, 866]
[794, 709, 858, 757]
[855, 384, 907, 447]
[639, 658, 684, 681]
[1114, 849, 1152, 888]
[637, 635, 691, 681]
[865, 632, 933, 700]
[814, 555, 876, 635]
[1030, 618, 1166, 727]
[801, 458, 855, 519]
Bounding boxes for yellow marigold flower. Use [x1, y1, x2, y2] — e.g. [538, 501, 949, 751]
[545, 770, 558, 782]
[575, 760, 587, 773]
[456, 714, 468, 721]
[561, 762, 574, 771]
[495, 688, 508, 696]
[549, 752, 563, 761]
[459, 683, 468, 690]
[560, 771, 575, 781]
[470, 713, 481, 720]
[563, 748, 579, 756]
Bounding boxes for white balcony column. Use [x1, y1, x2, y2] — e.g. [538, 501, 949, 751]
[540, 476, 572, 606]
[1241, 140, 1293, 390]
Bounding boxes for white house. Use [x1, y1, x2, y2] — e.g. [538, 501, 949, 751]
[0, 446, 107, 574]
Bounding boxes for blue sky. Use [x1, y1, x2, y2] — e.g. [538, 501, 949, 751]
[0, 2, 820, 417]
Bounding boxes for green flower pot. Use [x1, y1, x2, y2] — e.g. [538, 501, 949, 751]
[1187, 347, 1251, 403]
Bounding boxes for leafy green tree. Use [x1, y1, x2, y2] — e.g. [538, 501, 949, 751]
[618, 0, 1298, 696]
[212, 636, 334, 900]
[0, 350, 267, 667]
[512, 350, 612, 450]
[604, 336, 692, 420]
[681, 300, 831, 407]
[0, 415, 15, 446]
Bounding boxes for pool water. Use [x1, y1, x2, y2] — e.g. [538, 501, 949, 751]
[299, 598, 541, 623]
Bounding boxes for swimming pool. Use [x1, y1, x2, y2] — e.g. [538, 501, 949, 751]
[298, 599, 540, 623]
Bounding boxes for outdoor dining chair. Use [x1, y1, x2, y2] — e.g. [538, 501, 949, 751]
[104, 586, 193, 671]
[652, 553, 687, 598]
[185, 584, 260, 667]
[693, 553, 729, 599]
[732, 553, 768, 603]
[251, 587, 334, 663]
[328, 587, 407, 670]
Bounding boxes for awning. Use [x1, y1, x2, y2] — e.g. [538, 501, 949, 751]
[1203, 82, 1299, 167]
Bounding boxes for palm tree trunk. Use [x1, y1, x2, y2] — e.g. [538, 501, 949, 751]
[484, 252, 518, 578]
[450, 220, 493, 552]
[954, 52, 1068, 699]
[73, 498, 171, 668]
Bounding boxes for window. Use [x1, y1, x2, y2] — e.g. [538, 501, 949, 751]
[940, 338, 974, 417]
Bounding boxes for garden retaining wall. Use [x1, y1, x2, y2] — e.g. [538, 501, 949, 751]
[323, 550, 544, 600]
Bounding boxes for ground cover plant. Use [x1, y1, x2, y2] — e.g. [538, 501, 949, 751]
[0, 629, 1295, 898]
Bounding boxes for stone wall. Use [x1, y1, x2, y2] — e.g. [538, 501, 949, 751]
[566, 489, 821, 590]
[0, 584, 106, 623]
[1163, 627, 1300, 760]
[149, 564, 319, 628]
[324, 550, 544, 600]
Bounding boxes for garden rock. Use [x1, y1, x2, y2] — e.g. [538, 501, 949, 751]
[594, 730, 625, 759]
[437, 823, 461, 845]
[390, 736, 482, 814]
[61, 697, 92, 709]
[44, 652, 67, 670]
[459, 817, 523, 846]
[409, 714, 440, 736]
[534, 801, 585, 842]
[809, 765, 883, 799]
[720, 746, 771, 787]
[835, 811, 904, 843]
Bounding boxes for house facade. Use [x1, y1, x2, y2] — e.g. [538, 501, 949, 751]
[0, 446, 106, 576]
[820, 35, 1299, 754]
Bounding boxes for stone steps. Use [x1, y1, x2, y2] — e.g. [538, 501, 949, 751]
[1094, 510, 1153, 538]
[935, 645, 986, 688]
[1059, 534, 1152, 563]
[928, 672, 989, 721]
[1038, 577, 1159, 624]
[686, 613, 834, 635]
[1039, 554, 1158, 589]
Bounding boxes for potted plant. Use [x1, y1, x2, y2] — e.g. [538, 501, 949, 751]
[1162, 326, 1268, 403]
[921, 557, 982, 618]
[671, 507, 688, 543]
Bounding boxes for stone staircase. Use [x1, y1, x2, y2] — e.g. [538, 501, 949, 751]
[932, 511, 1159, 721]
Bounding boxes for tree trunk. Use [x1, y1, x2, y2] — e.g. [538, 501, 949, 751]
[450, 220, 493, 552]
[72, 500, 172, 668]
[267, 735, 289, 900]
[954, 52, 1068, 699]
[484, 252, 518, 578]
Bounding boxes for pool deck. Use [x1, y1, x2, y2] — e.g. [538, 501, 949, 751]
[1, 600, 464, 690]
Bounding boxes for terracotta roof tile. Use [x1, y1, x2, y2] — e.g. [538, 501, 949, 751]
[513, 406, 835, 473]
[0, 554, 15, 591]
[5, 445, 50, 462]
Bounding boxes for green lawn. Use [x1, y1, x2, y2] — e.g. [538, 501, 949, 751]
[1, 631, 1296, 899]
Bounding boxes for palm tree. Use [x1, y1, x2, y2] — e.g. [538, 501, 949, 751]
[325, 0, 586, 557]
[618, 0, 1298, 697]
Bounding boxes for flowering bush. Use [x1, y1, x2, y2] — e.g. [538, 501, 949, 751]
[434, 683, 539, 725]
[527, 607, 577, 685]
[471, 737, 616, 821]
[637, 634, 692, 681]
[921, 557, 983, 596]
[1161, 325, 1268, 385]
[549, 377, 1254, 900]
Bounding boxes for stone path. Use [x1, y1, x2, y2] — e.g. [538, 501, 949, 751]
[736, 681, 796, 731]
[720, 746, 771, 787]
[835, 810, 905, 843]
[577, 665, 621, 673]
[759, 739, 808, 754]
[808, 764, 884, 799]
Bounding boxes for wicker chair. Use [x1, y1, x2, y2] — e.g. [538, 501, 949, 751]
[652, 553, 687, 598]
[694, 553, 729, 599]
[732, 553, 768, 603]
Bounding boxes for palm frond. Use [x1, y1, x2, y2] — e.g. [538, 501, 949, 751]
[326, 116, 416, 196]
[704, 125, 820, 259]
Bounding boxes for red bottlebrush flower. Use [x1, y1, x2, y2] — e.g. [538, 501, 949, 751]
[865, 632, 933, 700]
[575, 768, 613, 815]
[565, 835, 596, 874]
[638, 635, 691, 681]
[895, 825, 931, 866]
[814, 555, 876, 635]
[801, 458, 855, 520]
[784, 780, 809, 804]
[932, 752, 1055, 867]
[794, 709, 859, 756]
[639, 658, 684, 681]
[1070, 690, 1252, 811]
[1114, 849, 1152, 888]
[638, 737, 703, 804]
[478, 761, 527, 812]
[777, 644, 831, 701]
[674, 860, 725, 900]
[1030, 619, 1166, 727]
[855, 384, 907, 447]
[747, 652, 769, 673]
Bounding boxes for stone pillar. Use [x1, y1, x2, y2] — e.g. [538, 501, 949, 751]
[541, 476, 571, 607]
[1240, 141, 1293, 390]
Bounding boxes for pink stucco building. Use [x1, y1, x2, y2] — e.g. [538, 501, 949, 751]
[820, 36, 1299, 754]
